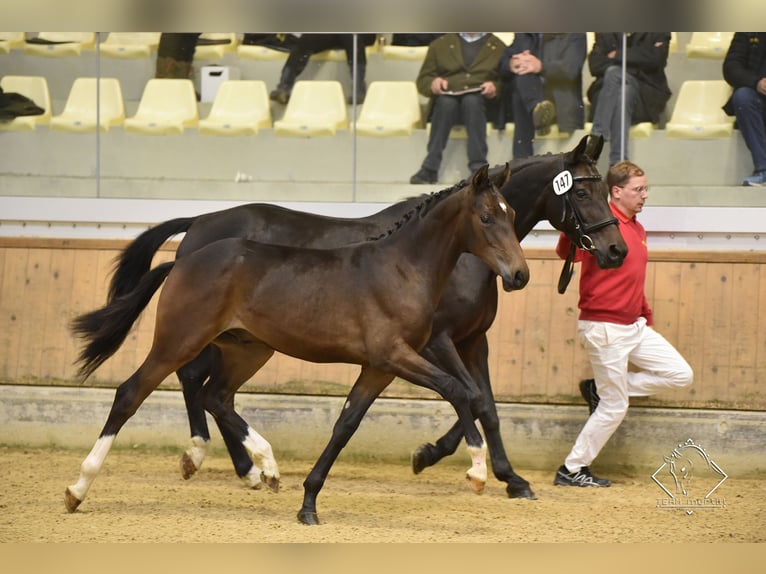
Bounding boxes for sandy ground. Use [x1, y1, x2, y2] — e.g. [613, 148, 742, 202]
[0, 445, 762, 544]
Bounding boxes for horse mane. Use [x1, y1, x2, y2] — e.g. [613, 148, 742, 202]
[367, 180, 470, 241]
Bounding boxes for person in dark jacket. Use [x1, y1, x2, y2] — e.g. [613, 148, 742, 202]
[587, 33, 672, 166]
[498, 33, 586, 159]
[722, 32, 766, 186]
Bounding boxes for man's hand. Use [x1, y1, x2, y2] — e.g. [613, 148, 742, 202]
[480, 81, 497, 99]
[430, 76, 449, 95]
[510, 50, 542, 75]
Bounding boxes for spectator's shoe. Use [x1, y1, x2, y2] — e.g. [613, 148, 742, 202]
[347, 82, 367, 105]
[533, 99, 556, 136]
[579, 378, 600, 415]
[269, 85, 291, 105]
[554, 465, 611, 487]
[742, 170, 766, 187]
[410, 167, 438, 184]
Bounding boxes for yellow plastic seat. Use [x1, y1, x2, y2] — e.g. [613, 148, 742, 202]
[195, 33, 239, 60]
[0, 32, 25, 54]
[0, 75, 51, 131]
[24, 32, 96, 57]
[49, 77, 125, 133]
[237, 44, 289, 61]
[355, 81, 422, 137]
[273, 81, 348, 137]
[99, 33, 161, 58]
[382, 45, 429, 61]
[493, 33, 515, 46]
[198, 80, 272, 135]
[684, 32, 733, 59]
[123, 79, 198, 135]
[584, 121, 655, 139]
[665, 80, 735, 138]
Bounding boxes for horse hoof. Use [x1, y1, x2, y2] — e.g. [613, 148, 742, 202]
[465, 474, 486, 495]
[507, 484, 537, 500]
[411, 443, 434, 475]
[180, 452, 198, 480]
[297, 510, 320, 526]
[261, 472, 280, 493]
[64, 488, 82, 513]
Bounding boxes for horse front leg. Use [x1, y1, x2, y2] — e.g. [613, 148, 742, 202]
[298, 368, 394, 525]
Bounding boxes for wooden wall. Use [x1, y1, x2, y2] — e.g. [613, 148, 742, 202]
[1, 237, 764, 410]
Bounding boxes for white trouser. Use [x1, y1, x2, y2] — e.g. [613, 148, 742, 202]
[564, 317, 693, 473]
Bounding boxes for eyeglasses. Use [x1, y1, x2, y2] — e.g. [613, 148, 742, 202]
[617, 185, 649, 194]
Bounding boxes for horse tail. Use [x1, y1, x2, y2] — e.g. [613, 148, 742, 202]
[108, 217, 195, 302]
[72, 261, 175, 380]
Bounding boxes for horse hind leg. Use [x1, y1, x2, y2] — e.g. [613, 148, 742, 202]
[178, 346, 216, 480]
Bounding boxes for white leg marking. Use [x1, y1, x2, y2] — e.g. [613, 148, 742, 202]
[241, 464, 264, 489]
[185, 435, 209, 471]
[466, 443, 488, 484]
[242, 427, 280, 480]
[67, 435, 115, 502]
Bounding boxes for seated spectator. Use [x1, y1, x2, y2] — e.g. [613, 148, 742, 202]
[390, 33, 443, 46]
[269, 33, 377, 105]
[587, 33, 672, 166]
[722, 32, 766, 186]
[410, 33, 505, 184]
[499, 33, 586, 159]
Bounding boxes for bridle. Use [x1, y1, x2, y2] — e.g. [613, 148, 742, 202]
[556, 167, 619, 294]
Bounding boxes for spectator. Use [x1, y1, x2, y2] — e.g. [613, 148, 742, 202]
[410, 33, 505, 184]
[498, 33, 586, 159]
[722, 32, 766, 186]
[553, 161, 693, 488]
[390, 33, 443, 46]
[587, 33, 672, 166]
[269, 33, 377, 105]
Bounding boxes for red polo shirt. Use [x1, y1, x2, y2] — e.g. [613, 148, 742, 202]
[555, 202, 653, 326]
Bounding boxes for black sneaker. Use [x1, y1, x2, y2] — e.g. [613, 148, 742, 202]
[554, 465, 611, 487]
[579, 378, 600, 415]
[410, 167, 438, 184]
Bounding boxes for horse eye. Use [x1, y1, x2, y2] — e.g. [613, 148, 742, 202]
[480, 214, 491, 224]
[575, 188, 588, 198]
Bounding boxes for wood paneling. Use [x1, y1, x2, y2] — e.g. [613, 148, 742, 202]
[1, 238, 764, 410]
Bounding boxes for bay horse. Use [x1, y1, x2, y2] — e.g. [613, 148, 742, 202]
[66, 165, 530, 525]
[103, 134, 627, 501]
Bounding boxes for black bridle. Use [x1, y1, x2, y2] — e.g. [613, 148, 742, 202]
[556, 171, 619, 294]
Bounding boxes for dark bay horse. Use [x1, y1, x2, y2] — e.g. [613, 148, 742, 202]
[103, 134, 627, 501]
[66, 165, 530, 524]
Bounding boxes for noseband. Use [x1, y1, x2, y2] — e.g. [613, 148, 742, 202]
[556, 170, 619, 294]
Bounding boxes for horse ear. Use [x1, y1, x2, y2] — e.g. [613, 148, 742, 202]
[501, 162, 511, 187]
[584, 134, 604, 161]
[472, 163, 490, 189]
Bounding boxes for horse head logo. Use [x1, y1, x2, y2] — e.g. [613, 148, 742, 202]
[653, 439, 728, 503]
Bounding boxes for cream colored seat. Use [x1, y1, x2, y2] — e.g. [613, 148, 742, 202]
[100, 33, 161, 58]
[237, 44, 289, 61]
[665, 80, 735, 138]
[583, 121, 656, 140]
[198, 80, 272, 135]
[0, 32, 25, 54]
[684, 32, 733, 59]
[493, 33, 515, 46]
[195, 33, 239, 60]
[123, 79, 198, 135]
[382, 45, 428, 61]
[0, 75, 51, 131]
[24, 32, 96, 57]
[273, 81, 348, 136]
[49, 78, 125, 133]
[355, 81, 422, 136]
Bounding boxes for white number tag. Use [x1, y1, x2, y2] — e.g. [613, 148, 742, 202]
[552, 170, 573, 195]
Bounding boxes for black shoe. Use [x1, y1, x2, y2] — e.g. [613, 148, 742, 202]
[579, 378, 600, 415]
[554, 465, 611, 487]
[347, 82, 366, 105]
[269, 85, 291, 105]
[533, 99, 556, 135]
[410, 167, 438, 184]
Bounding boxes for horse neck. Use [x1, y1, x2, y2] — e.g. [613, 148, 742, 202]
[503, 165, 553, 239]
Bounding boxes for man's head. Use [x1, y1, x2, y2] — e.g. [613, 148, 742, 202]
[608, 161, 648, 218]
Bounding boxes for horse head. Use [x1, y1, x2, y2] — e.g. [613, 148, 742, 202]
[469, 164, 529, 292]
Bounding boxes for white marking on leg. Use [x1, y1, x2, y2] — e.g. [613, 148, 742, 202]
[466, 443, 488, 484]
[242, 426, 279, 480]
[67, 435, 115, 503]
[240, 464, 264, 489]
[185, 435, 209, 471]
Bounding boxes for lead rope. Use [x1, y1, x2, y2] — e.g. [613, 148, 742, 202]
[557, 241, 576, 294]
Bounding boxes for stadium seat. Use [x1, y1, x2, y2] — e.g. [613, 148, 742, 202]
[237, 44, 289, 61]
[493, 33, 515, 46]
[49, 78, 125, 133]
[355, 81, 422, 136]
[0, 75, 51, 130]
[584, 121, 656, 140]
[0, 32, 25, 54]
[194, 33, 239, 60]
[665, 80, 734, 138]
[381, 45, 428, 61]
[684, 32, 733, 59]
[198, 80, 272, 135]
[123, 79, 198, 135]
[24, 32, 96, 57]
[99, 33, 161, 58]
[273, 81, 348, 136]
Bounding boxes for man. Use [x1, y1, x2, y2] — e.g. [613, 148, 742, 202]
[722, 32, 766, 186]
[587, 33, 672, 166]
[410, 33, 505, 184]
[498, 33, 586, 159]
[554, 161, 693, 487]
